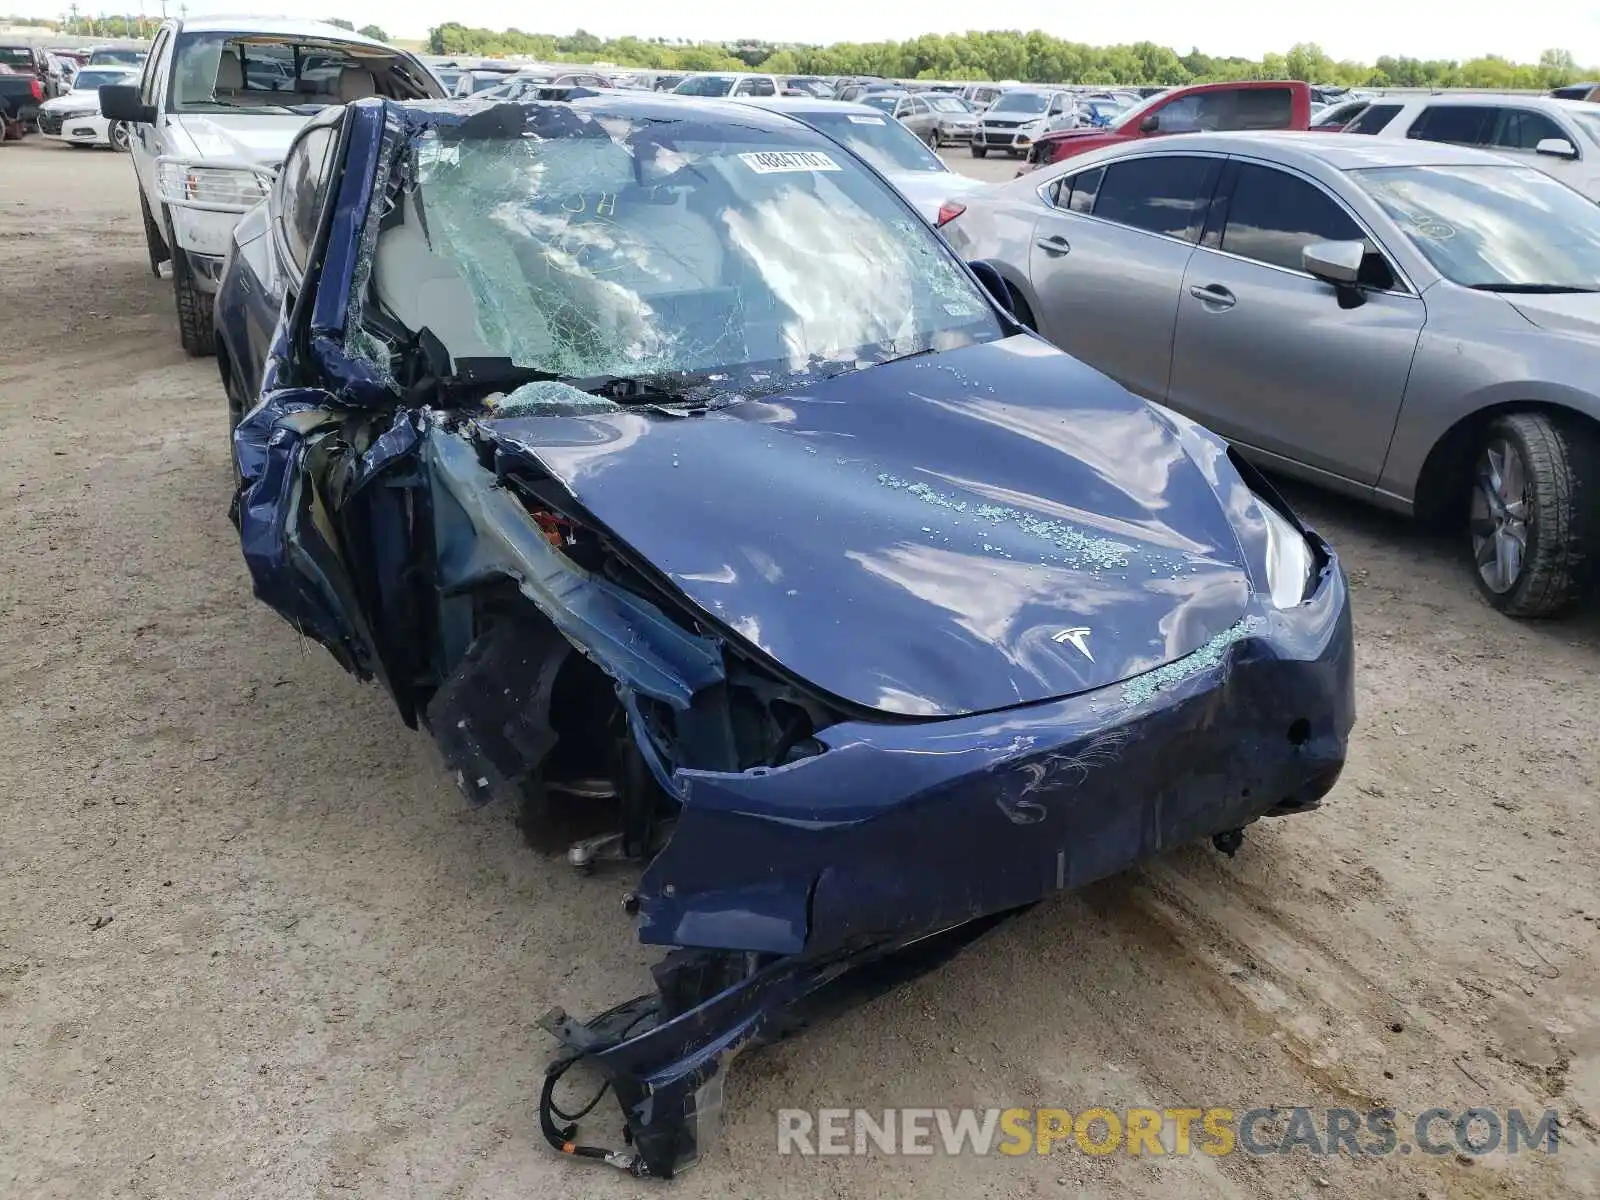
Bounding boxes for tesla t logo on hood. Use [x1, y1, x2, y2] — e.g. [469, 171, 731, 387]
[1052, 627, 1094, 662]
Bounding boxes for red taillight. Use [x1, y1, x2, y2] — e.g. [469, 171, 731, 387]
[935, 201, 966, 227]
[30, 80, 44, 101]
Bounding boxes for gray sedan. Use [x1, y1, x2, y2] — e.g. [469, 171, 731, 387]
[730, 96, 989, 223]
[943, 132, 1600, 616]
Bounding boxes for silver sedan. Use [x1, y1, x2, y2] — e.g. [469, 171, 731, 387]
[943, 132, 1600, 617]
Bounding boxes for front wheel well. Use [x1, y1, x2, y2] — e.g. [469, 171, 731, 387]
[1413, 401, 1600, 528]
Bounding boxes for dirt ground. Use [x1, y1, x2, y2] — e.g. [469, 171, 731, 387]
[1, 139, 1596, 1200]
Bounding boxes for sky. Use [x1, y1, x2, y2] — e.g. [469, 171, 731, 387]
[19, 0, 1600, 67]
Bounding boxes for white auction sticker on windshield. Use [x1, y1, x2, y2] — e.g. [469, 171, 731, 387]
[846, 115, 886, 125]
[738, 150, 843, 174]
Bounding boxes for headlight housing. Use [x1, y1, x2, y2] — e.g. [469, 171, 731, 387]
[1258, 499, 1316, 608]
[156, 161, 271, 210]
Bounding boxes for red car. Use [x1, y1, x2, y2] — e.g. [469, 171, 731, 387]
[1021, 80, 1313, 172]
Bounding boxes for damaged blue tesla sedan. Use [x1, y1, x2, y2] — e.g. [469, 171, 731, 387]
[216, 93, 1354, 1178]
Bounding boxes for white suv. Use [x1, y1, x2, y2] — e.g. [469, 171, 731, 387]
[1357, 94, 1600, 199]
[99, 16, 441, 355]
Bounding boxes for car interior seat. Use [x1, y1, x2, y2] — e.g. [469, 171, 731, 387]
[336, 66, 378, 103]
[214, 49, 243, 97]
[373, 192, 505, 371]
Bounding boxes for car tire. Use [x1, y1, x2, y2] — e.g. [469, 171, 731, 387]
[970, 144, 987, 158]
[1005, 284, 1037, 332]
[171, 245, 215, 359]
[1467, 411, 1600, 618]
[139, 192, 169, 278]
[927, 129, 941, 150]
[110, 122, 130, 152]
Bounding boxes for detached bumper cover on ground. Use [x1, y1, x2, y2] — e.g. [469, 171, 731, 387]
[223, 96, 1356, 1178]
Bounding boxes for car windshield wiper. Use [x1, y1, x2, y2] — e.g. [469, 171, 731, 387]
[1468, 283, 1600, 294]
[447, 359, 733, 411]
[565, 373, 711, 406]
[191, 98, 293, 113]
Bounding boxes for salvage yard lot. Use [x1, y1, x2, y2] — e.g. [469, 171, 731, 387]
[1, 139, 1597, 1199]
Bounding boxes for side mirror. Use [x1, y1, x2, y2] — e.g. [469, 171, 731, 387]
[1301, 239, 1365, 285]
[1535, 137, 1578, 160]
[99, 84, 153, 124]
[1138, 113, 1160, 133]
[966, 259, 1017, 319]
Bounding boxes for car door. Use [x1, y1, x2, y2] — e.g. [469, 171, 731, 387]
[1026, 153, 1220, 401]
[1482, 106, 1590, 190]
[906, 95, 937, 140]
[1044, 91, 1074, 133]
[129, 24, 172, 220]
[254, 122, 338, 379]
[1166, 160, 1423, 486]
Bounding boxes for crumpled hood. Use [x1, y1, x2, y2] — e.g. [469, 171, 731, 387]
[1506, 291, 1600, 340]
[170, 112, 316, 165]
[480, 336, 1251, 718]
[888, 171, 989, 223]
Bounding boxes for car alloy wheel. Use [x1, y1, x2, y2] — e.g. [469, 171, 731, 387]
[110, 122, 130, 151]
[928, 129, 940, 150]
[1469, 437, 1529, 595]
[1463, 411, 1600, 617]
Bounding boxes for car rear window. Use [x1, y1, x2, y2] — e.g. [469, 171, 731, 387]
[1406, 105, 1496, 146]
[1344, 103, 1402, 135]
[0, 46, 34, 69]
[1227, 88, 1293, 130]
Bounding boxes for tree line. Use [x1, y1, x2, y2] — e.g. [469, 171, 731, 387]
[427, 26, 1594, 90]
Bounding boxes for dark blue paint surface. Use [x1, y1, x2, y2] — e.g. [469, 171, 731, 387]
[484, 334, 1255, 718]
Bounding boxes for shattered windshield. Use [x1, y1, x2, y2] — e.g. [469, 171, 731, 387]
[365, 103, 1002, 390]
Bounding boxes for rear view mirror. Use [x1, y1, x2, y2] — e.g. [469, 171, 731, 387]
[1535, 137, 1578, 160]
[1302, 240, 1365, 285]
[1139, 113, 1160, 133]
[99, 84, 153, 124]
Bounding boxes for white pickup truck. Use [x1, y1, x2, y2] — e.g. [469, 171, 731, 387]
[100, 16, 442, 355]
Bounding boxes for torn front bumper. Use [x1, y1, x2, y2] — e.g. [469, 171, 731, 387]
[552, 553, 1353, 1176]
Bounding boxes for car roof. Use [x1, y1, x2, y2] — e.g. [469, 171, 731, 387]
[1390, 92, 1599, 114]
[397, 93, 829, 133]
[1089, 130, 1529, 172]
[175, 16, 394, 47]
[732, 97, 887, 117]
